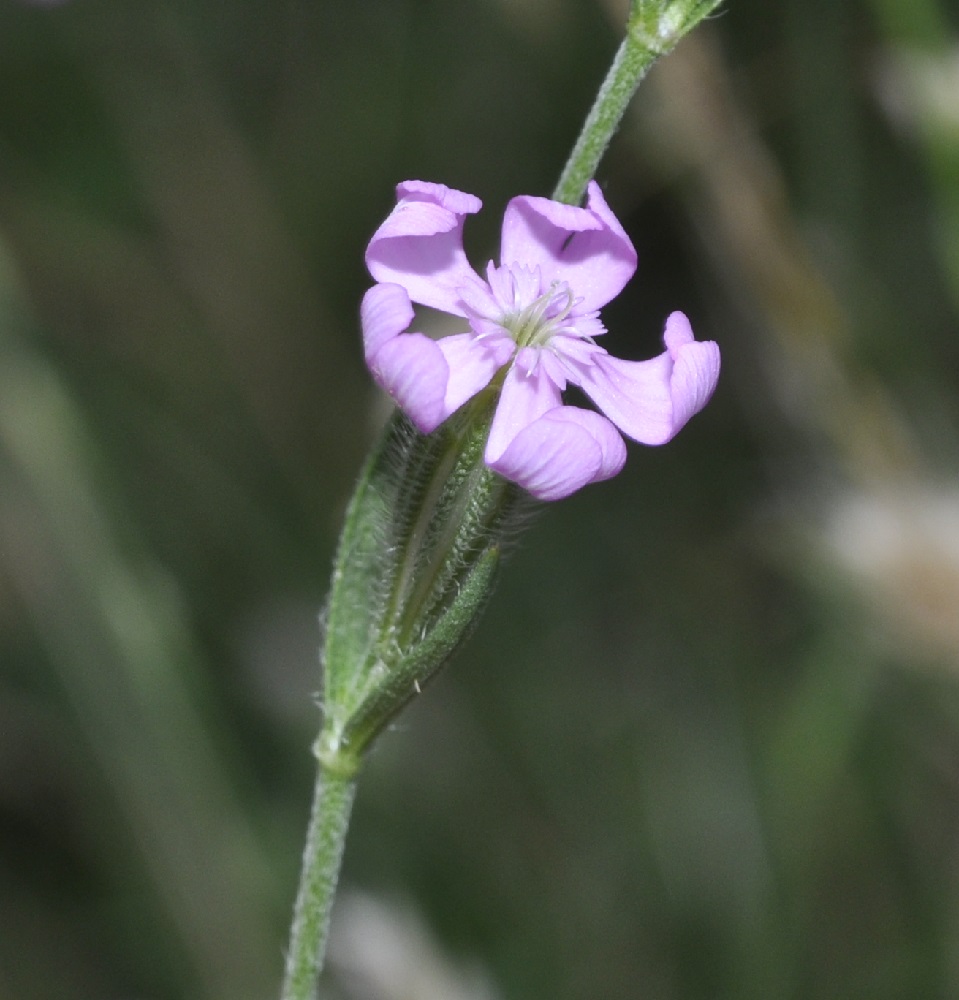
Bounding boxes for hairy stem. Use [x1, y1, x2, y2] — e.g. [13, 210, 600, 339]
[552, 30, 655, 206]
[553, 0, 725, 206]
[280, 766, 356, 1000]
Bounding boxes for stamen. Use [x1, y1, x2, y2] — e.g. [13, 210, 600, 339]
[491, 266, 578, 349]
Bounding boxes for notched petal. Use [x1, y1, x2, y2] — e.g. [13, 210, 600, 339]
[369, 333, 450, 434]
[664, 311, 721, 431]
[489, 407, 626, 501]
[499, 180, 637, 313]
[396, 180, 482, 217]
[366, 181, 483, 315]
[361, 283, 415, 363]
[573, 313, 720, 445]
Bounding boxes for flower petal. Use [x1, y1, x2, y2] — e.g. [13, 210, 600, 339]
[571, 312, 720, 445]
[499, 181, 636, 312]
[368, 332, 450, 434]
[662, 311, 721, 432]
[488, 407, 626, 501]
[485, 352, 562, 463]
[360, 283, 415, 364]
[360, 281, 450, 428]
[436, 332, 515, 414]
[366, 181, 483, 315]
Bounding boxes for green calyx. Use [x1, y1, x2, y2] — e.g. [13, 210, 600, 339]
[317, 398, 526, 778]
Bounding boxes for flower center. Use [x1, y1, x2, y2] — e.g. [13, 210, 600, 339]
[503, 285, 574, 351]
[502, 281, 573, 347]
[471, 263, 578, 351]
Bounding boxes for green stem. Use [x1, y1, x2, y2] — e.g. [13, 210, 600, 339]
[280, 765, 357, 1000]
[552, 30, 656, 205]
[552, 0, 725, 206]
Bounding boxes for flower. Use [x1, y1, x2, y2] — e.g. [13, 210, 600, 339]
[361, 180, 720, 501]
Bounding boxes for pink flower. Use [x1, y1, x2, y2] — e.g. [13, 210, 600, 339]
[361, 180, 720, 501]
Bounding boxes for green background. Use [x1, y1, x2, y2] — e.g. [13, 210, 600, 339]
[3, 0, 959, 997]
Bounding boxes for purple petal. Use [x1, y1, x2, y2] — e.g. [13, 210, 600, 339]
[360, 283, 414, 363]
[662, 311, 721, 431]
[499, 181, 636, 313]
[366, 181, 483, 315]
[488, 407, 626, 501]
[361, 288, 453, 436]
[368, 333, 450, 433]
[436, 332, 515, 414]
[395, 180, 482, 216]
[485, 354, 562, 463]
[571, 312, 720, 445]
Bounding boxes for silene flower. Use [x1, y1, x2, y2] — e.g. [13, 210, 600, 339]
[361, 180, 720, 501]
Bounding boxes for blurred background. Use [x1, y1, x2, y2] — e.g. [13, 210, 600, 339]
[3, 0, 959, 997]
